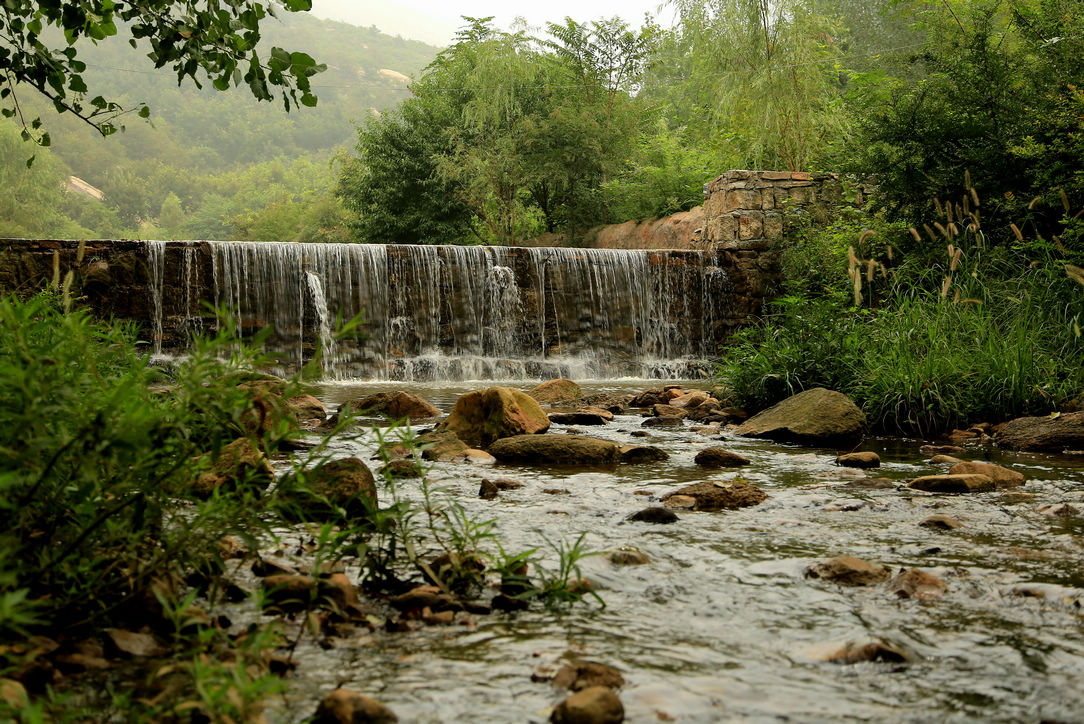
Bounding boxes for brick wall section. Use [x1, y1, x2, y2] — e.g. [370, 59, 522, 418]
[702, 169, 874, 321]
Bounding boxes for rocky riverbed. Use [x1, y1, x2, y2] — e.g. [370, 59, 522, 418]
[232, 378, 1084, 723]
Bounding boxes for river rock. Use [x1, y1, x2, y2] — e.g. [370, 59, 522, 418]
[314, 688, 398, 724]
[929, 454, 964, 465]
[1037, 503, 1079, 517]
[104, 629, 167, 659]
[285, 393, 328, 422]
[817, 640, 910, 664]
[997, 412, 1084, 451]
[627, 506, 679, 524]
[479, 479, 499, 499]
[919, 515, 963, 531]
[529, 379, 584, 404]
[694, 447, 751, 468]
[670, 390, 710, 408]
[736, 388, 866, 445]
[948, 461, 1025, 488]
[619, 445, 669, 463]
[606, 548, 650, 566]
[805, 556, 890, 586]
[549, 407, 614, 426]
[920, 444, 966, 454]
[342, 391, 440, 422]
[292, 458, 378, 521]
[836, 452, 880, 468]
[192, 437, 274, 498]
[552, 661, 625, 691]
[379, 458, 423, 478]
[261, 574, 318, 612]
[551, 686, 624, 724]
[414, 430, 467, 461]
[440, 387, 550, 448]
[641, 416, 682, 428]
[908, 474, 995, 493]
[488, 435, 620, 465]
[629, 389, 664, 408]
[885, 568, 947, 599]
[660, 480, 767, 511]
[454, 448, 497, 465]
[652, 403, 687, 418]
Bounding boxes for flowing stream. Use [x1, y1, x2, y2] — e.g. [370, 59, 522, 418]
[237, 380, 1084, 723]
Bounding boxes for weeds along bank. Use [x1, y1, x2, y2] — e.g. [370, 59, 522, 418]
[0, 292, 598, 721]
[717, 178, 1084, 436]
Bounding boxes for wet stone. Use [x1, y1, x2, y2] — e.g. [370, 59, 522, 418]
[920, 515, 963, 531]
[908, 474, 995, 494]
[660, 480, 767, 511]
[627, 507, 679, 524]
[641, 417, 682, 428]
[948, 461, 1025, 488]
[551, 686, 624, 724]
[479, 479, 499, 499]
[885, 568, 948, 599]
[606, 548, 650, 566]
[806, 556, 890, 586]
[693, 447, 751, 468]
[819, 640, 911, 665]
[835, 452, 880, 469]
[1036, 503, 1079, 517]
[619, 445, 669, 463]
[313, 688, 398, 724]
[552, 660, 626, 691]
[929, 454, 965, 465]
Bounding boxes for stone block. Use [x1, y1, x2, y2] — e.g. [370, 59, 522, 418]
[725, 188, 761, 212]
[764, 213, 783, 239]
[738, 212, 764, 240]
[706, 214, 740, 243]
[703, 192, 728, 217]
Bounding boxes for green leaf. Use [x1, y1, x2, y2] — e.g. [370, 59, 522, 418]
[25, 155, 35, 168]
[137, 105, 150, 119]
[300, 92, 317, 107]
[68, 75, 88, 93]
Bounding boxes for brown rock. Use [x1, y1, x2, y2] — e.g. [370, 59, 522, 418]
[919, 444, 965, 454]
[440, 387, 550, 448]
[286, 393, 327, 421]
[552, 661, 625, 691]
[551, 686, 624, 724]
[389, 585, 458, 613]
[262, 575, 318, 612]
[908, 474, 995, 493]
[103, 629, 167, 659]
[293, 458, 378, 521]
[314, 688, 398, 724]
[627, 506, 680, 523]
[628, 389, 663, 408]
[417, 429, 470, 461]
[454, 448, 497, 465]
[652, 403, 687, 419]
[252, 558, 298, 577]
[380, 458, 423, 478]
[1036, 503, 1078, 517]
[549, 408, 613, 426]
[606, 548, 650, 566]
[736, 388, 866, 445]
[835, 452, 880, 469]
[929, 454, 964, 465]
[693, 447, 751, 468]
[479, 479, 499, 499]
[996, 412, 1084, 452]
[885, 568, 948, 599]
[805, 556, 890, 586]
[320, 573, 361, 610]
[948, 461, 1025, 489]
[662, 494, 696, 509]
[529, 379, 584, 404]
[343, 391, 440, 421]
[919, 515, 963, 531]
[820, 641, 910, 665]
[492, 478, 525, 490]
[619, 445, 669, 463]
[488, 435, 620, 465]
[670, 390, 710, 408]
[641, 417, 682, 428]
[192, 437, 275, 498]
[660, 480, 767, 511]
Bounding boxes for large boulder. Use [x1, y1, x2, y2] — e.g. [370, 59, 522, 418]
[551, 686, 624, 724]
[286, 458, 378, 521]
[908, 473, 994, 493]
[529, 379, 584, 404]
[416, 430, 470, 461]
[736, 388, 866, 445]
[487, 435, 620, 465]
[440, 387, 550, 448]
[995, 412, 1084, 452]
[313, 688, 398, 724]
[192, 438, 274, 498]
[342, 391, 440, 422]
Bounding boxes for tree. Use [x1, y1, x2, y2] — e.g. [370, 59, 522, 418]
[0, 0, 325, 154]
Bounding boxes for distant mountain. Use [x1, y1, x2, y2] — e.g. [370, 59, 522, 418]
[311, 0, 457, 46]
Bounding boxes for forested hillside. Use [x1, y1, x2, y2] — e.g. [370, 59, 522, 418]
[1, 11, 438, 241]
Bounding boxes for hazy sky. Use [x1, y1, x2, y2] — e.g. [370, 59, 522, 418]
[311, 0, 675, 46]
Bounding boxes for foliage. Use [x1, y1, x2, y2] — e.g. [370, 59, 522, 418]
[0, 0, 324, 149]
[855, 0, 1084, 251]
[719, 224, 1084, 436]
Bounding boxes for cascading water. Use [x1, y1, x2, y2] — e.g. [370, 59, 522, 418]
[146, 241, 732, 381]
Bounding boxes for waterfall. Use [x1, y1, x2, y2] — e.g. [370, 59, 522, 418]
[146, 241, 731, 381]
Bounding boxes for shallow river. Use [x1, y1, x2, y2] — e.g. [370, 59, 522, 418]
[261, 380, 1084, 723]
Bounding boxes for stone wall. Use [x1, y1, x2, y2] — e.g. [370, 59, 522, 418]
[702, 170, 874, 318]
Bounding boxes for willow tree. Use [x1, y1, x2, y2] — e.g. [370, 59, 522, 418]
[666, 0, 851, 171]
